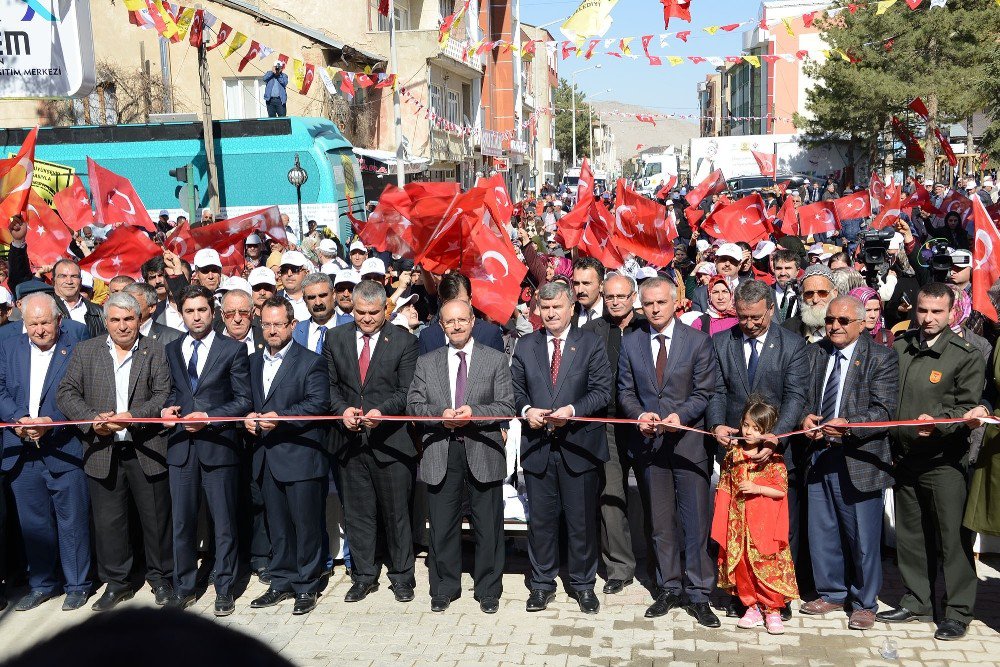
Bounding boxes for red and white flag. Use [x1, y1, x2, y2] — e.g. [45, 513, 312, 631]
[0, 127, 38, 223]
[459, 217, 528, 324]
[654, 175, 678, 200]
[87, 158, 157, 233]
[972, 196, 1000, 322]
[705, 193, 772, 245]
[797, 200, 839, 236]
[613, 179, 676, 266]
[685, 169, 726, 208]
[238, 41, 262, 72]
[775, 197, 799, 237]
[25, 191, 74, 268]
[751, 150, 776, 178]
[939, 190, 973, 225]
[79, 226, 163, 281]
[52, 175, 94, 232]
[832, 191, 872, 220]
[661, 0, 692, 29]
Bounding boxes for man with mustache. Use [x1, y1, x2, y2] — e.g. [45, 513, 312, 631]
[783, 264, 838, 344]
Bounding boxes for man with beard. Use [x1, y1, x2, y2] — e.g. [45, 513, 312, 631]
[784, 265, 838, 344]
[771, 249, 801, 323]
[293, 274, 337, 354]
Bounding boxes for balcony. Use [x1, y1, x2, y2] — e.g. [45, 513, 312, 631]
[442, 37, 483, 71]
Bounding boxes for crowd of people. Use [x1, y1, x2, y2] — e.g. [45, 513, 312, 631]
[0, 167, 997, 646]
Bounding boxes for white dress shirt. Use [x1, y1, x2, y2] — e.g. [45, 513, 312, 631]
[183, 330, 216, 378]
[28, 341, 56, 419]
[308, 319, 333, 354]
[227, 330, 255, 356]
[447, 339, 475, 408]
[139, 318, 153, 337]
[649, 318, 676, 362]
[742, 329, 769, 366]
[822, 338, 859, 421]
[262, 341, 292, 396]
[163, 302, 186, 332]
[107, 336, 138, 442]
[576, 298, 605, 327]
[355, 327, 382, 359]
[62, 296, 87, 324]
[287, 294, 310, 322]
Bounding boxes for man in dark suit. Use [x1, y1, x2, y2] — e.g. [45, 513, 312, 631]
[0, 293, 92, 611]
[617, 276, 719, 627]
[57, 291, 174, 611]
[417, 273, 504, 354]
[52, 260, 106, 339]
[511, 281, 612, 614]
[123, 282, 183, 347]
[582, 273, 643, 595]
[707, 279, 810, 619]
[244, 297, 329, 615]
[324, 280, 419, 603]
[799, 296, 899, 630]
[292, 273, 339, 354]
[160, 285, 252, 616]
[408, 299, 514, 614]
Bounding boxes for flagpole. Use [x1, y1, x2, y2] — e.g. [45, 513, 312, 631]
[390, 0, 405, 187]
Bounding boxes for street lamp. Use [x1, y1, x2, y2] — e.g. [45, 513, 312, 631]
[287, 153, 309, 243]
[571, 64, 601, 167]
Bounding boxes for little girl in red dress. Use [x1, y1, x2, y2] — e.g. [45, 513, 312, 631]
[711, 396, 799, 634]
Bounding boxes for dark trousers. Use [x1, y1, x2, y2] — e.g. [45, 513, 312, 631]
[88, 448, 172, 591]
[807, 448, 883, 612]
[170, 458, 238, 596]
[265, 97, 286, 117]
[895, 463, 977, 624]
[637, 455, 714, 603]
[321, 459, 351, 571]
[238, 455, 270, 572]
[261, 465, 325, 594]
[426, 440, 504, 600]
[10, 460, 91, 594]
[599, 424, 635, 582]
[341, 450, 415, 588]
[524, 449, 599, 593]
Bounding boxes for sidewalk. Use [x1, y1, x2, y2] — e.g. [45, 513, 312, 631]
[0, 554, 998, 666]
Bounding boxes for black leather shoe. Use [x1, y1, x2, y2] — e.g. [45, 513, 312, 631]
[153, 584, 173, 606]
[62, 591, 89, 611]
[725, 596, 746, 618]
[293, 593, 318, 615]
[430, 595, 451, 612]
[573, 590, 600, 614]
[214, 594, 235, 617]
[344, 581, 379, 603]
[251, 588, 293, 608]
[602, 578, 633, 595]
[780, 603, 792, 622]
[14, 589, 57, 611]
[686, 601, 721, 628]
[934, 619, 968, 641]
[525, 589, 556, 612]
[876, 606, 932, 624]
[390, 584, 415, 602]
[91, 588, 134, 612]
[645, 591, 684, 618]
[255, 569, 272, 585]
[165, 593, 196, 610]
[479, 597, 499, 614]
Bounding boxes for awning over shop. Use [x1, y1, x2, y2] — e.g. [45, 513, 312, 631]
[353, 148, 430, 175]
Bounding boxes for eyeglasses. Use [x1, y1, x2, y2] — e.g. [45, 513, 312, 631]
[802, 290, 831, 300]
[737, 313, 769, 324]
[442, 317, 473, 329]
[222, 309, 252, 320]
[280, 266, 303, 275]
[824, 316, 861, 326]
[604, 293, 634, 302]
[197, 267, 221, 274]
[260, 321, 291, 330]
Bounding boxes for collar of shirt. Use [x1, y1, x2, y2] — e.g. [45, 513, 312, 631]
[62, 296, 85, 312]
[356, 325, 382, 347]
[919, 331, 943, 350]
[649, 318, 676, 342]
[139, 319, 153, 337]
[311, 319, 334, 334]
[187, 329, 216, 352]
[448, 338, 475, 358]
[742, 328, 768, 350]
[546, 326, 571, 347]
[29, 339, 56, 357]
[832, 337, 860, 364]
[105, 335, 139, 357]
[225, 329, 253, 344]
[263, 340, 293, 363]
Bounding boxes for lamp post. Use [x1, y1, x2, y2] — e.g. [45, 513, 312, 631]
[287, 154, 308, 243]
[571, 64, 600, 167]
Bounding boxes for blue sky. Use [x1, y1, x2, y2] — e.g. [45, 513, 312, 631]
[519, 0, 746, 112]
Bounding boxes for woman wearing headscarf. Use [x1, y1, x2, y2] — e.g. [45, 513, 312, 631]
[849, 286, 894, 347]
[690, 275, 738, 337]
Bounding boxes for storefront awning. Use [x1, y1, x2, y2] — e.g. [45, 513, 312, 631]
[353, 148, 430, 175]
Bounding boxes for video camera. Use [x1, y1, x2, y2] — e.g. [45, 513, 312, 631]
[858, 228, 895, 288]
[928, 240, 953, 283]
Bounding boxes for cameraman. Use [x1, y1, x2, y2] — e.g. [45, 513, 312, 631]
[262, 60, 288, 117]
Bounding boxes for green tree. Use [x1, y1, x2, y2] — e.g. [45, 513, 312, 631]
[554, 78, 592, 168]
[981, 55, 1000, 169]
[797, 0, 997, 179]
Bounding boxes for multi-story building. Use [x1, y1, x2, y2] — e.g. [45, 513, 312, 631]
[521, 23, 558, 195]
[697, 71, 723, 137]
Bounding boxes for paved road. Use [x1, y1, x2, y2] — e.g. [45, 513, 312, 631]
[0, 554, 998, 666]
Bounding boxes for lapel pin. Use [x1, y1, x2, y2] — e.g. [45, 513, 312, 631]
[570, 347, 576, 352]
[855, 360, 860, 366]
[60, 349, 67, 355]
[768, 343, 774, 349]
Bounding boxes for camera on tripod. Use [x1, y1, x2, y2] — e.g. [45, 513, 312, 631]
[929, 241, 954, 283]
[858, 229, 895, 287]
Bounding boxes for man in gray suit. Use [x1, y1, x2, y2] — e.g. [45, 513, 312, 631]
[800, 296, 898, 631]
[57, 292, 175, 611]
[407, 299, 514, 615]
[707, 279, 810, 619]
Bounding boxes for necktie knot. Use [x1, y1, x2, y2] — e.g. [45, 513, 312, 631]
[748, 338, 758, 352]
[456, 350, 466, 361]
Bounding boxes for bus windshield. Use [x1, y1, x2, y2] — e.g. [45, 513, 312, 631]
[642, 163, 663, 178]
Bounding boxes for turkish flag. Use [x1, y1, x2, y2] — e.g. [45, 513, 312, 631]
[972, 197, 1000, 322]
[238, 40, 261, 72]
[832, 191, 872, 220]
[476, 173, 514, 235]
[52, 175, 94, 232]
[613, 180, 676, 267]
[654, 175, 678, 200]
[300, 64, 315, 95]
[580, 201, 626, 269]
[776, 197, 799, 237]
[684, 205, 704, 228]
[939, 190, 973, 225]
[238, 205, 286, 246]
[870, 174, 901, 230]
[188, 9, 204, 47]
[797, 200, 839, 236]
[79, 226, 162, 281]
[901, 181, 940, 214]
[165, 220, 196, 261]
[87, 158, 156, 233]
[751, 150, 776, 178]
[776, 180, 791, 196]
[869, 171, 889, 205]
[576, 158, 594, 205]
[25, 191, 74, 268]
[460, 215, 528, 324]
[661, 0, 692, 28]
[0, 127, 38, 223]
[685, 169, 726, 208]
[935, 127, 958, 167]
[556, 159, 596, 249]
[891, 116, 925, 163]
[364, 182, 462, 270]
[706, 193, 772, 245]
[417, 187, 490, 274]
[189, 217, 256, 274]
[909, 97, 930, 119]
[206, 22, 232, 51]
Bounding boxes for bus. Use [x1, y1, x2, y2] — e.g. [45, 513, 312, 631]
[0, 117, 366, 241]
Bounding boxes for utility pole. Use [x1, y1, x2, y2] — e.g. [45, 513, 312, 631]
[159, 36, 173, 113]
[197, 19, 220, 216]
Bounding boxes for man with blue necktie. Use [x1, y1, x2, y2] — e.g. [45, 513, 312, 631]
[293, 274, 341, 353]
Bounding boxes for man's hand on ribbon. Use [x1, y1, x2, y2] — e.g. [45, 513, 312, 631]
[714, 424, 738, 447]
[638, 412, 661, 437]
[160, 406, 181, 428]
[963, 405, 992, 429]
[915, 414, 936, 437]
[525, 407, 551, 430]
[183, 412, 209, 433]
[443, 405, 472, 430]
[361, 409, 383, 428]
[546, 406, 573, 428]
[343, 407, 362, 431]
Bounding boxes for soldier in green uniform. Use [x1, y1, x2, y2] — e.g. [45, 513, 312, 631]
[876, 283, 985, 641]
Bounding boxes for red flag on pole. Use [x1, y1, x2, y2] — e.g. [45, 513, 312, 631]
[972, 196, 1000, 323]
[751, 150, 776, 178]
[206, 22, 232, 51]
[776, 197, 799, 237]
[52, 175, 94, 233]
[613, 179, 677, 267]
[0, 127, 38, 224]
[79, 226, 163, 281]
[87, 158, 157, 233]
[459, 217, 528, 324]
[238, 41, 262, 72]
[832, 191, 872, 220]
[24, 191, 74, 268]
[797, 200, 839, 236]
[704, 193, 772, 245]
[685, 169, 726, 208]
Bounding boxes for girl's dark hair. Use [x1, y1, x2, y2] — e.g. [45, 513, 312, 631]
[741, 394, 778, 435]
